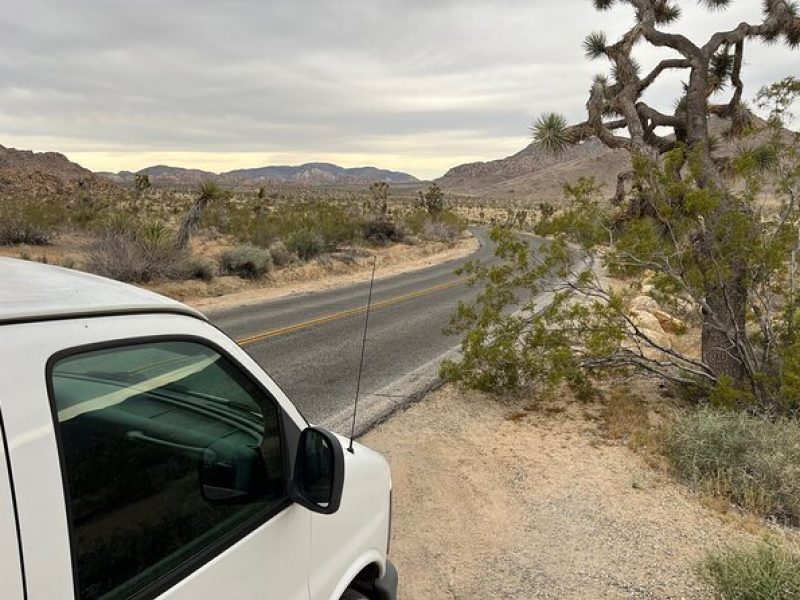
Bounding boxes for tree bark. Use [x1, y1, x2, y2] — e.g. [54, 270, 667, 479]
[684, 57, 750, 387]
[176, 196, 211, 250]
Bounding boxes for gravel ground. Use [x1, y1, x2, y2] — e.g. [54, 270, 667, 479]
[361, 386, 775, 599]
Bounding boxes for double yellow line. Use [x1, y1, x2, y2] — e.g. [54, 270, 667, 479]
[236, 277, 467, 346]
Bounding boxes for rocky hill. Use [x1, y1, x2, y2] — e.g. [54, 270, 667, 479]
[100, 162, 419, 188]
[438, 138, 629, 205]
[0, 144, 120, 202]
[437, 116, 797, 206]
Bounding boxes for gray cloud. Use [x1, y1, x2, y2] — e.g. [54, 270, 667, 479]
[0, 1, 797, 178]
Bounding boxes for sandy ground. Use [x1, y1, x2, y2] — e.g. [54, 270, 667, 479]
[360, 386, 800, 599]
[162, 235, 479, 312]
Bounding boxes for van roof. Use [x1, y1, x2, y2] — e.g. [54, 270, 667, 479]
[0, 258, 206, 324]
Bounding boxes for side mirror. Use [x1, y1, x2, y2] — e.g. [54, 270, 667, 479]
[290, 427, 345, 515]
[199, 441, 267, 505]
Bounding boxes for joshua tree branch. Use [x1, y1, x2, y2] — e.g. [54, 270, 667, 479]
[639, 58, 691, 92]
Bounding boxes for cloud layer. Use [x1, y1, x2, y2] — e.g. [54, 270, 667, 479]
[1, 1, 796, 179]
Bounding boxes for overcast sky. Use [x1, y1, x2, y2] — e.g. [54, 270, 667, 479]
[0, 1, 796, 179]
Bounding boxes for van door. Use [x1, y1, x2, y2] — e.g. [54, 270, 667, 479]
[2, 315, 316, 599]
[46, 337, 312, 600]
[0, 409, 25, 599]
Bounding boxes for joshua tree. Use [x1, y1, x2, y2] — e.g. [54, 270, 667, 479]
[418, 183, 445, 217]
[532, 0, 800, 392]
[134, 173, 151, 196]
[369, 181, 390, 215]
[176, 181, 227, 250]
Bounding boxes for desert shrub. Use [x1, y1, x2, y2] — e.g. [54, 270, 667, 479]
[0, 199, 64, 245]
[183, 256, 216, 282]
[285, 228, 325, 260]
[698, 538, 800, 599]
[219, 244, 272, 279]
[86, 229, 185, 283]
[362, 217, 405, 244]
[248, 219, 281, 249]
[422, 220, 460, 241]
[70, 198, 104, 229]
[281, 205, 362, 252]
[268, 241, 293, 267]
[236, 204, 362, 259]
[86, 219, 186, 283]
[665, 408, 800, 524]
[404, 208, 465, 242]
[101, 211, 139, 234]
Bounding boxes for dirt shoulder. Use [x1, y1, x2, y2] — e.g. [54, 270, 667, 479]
[361, 386, 797, 599]
[148, 234, 479, 312]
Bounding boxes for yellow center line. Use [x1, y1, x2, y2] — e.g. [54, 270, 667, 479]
[236, 277, 468, 346]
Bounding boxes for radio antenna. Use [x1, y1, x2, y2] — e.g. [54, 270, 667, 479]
[348, 255, 378, 454]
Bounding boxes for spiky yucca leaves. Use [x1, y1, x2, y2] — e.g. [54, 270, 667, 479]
[698, 0, 732, 9]
[654, 0, 681, 24]
[583, 31, 608, 59]
[532, 113, 572, 154]
[710, 48, 735, 91]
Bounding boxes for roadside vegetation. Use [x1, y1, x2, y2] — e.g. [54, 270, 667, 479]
[699, 539, 800, 600]
[0, 181, 467, 287]
[443, 1, 800, 597]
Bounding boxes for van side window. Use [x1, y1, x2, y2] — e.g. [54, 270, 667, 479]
[49, 340, 286, 600]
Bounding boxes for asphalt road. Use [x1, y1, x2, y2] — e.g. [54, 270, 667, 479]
[208, 229, 499, 431]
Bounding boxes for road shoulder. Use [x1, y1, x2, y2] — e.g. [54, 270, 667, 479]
[361, 385, 780, 599]
[150, 234, 479, 313]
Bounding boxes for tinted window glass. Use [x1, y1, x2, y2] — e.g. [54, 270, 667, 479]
[50, 341, 285, 600]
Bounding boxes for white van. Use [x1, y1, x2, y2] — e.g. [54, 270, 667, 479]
[0, 258, 397, 600]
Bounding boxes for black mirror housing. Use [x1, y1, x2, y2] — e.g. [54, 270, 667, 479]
[290, 427, 345, 515]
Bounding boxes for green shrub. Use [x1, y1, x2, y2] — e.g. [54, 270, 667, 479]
[268, 241, 293, 267]
[183, 256, 216, 282]
[248, 218, 281, 249]
[0, 199, 64, 245]
[234, 204, 363, 259]
[404, 208, 465, 241]
[219, 244, 272, 278]
[70, 199, 104, 229]
[698, 538, 800, 599]
[362, 217, 405, 244]
[665, 408, 800, 524]
[285, 228, 325, 260]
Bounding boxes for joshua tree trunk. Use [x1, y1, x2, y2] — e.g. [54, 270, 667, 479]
[176, 182, 224, 251]
[176, 198, 208, 250]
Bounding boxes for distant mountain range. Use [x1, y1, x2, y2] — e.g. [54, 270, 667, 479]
[98, 162, 419, 187]
[3, 115, 794, 209]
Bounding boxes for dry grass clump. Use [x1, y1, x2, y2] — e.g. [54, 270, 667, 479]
[600, 387, 668, 459]
[85, 222, 187, 283]
[698, 538, 800, 599]
[665, 408, 800, 525]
